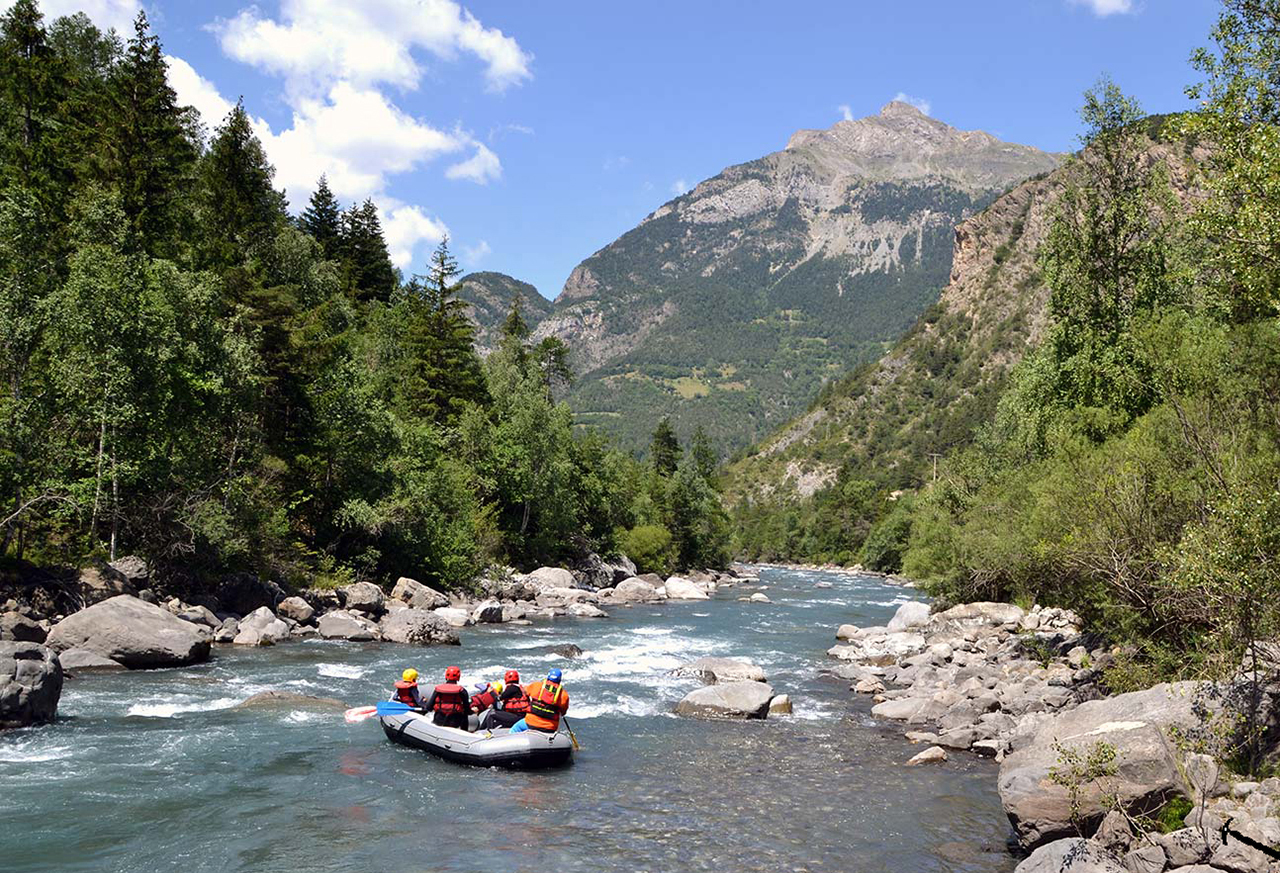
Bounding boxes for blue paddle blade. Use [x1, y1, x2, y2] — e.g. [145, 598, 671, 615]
[375, 701, 413, 716]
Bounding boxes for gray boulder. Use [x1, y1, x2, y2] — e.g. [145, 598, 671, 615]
[176, 604, 220, 629]
[999, 682, 1214, 849]
[106, 555, 150, 587]
[664, 576, 710, 600]
[75, 565, 136, 605]
[45, 595, 211, 668]
[317, 610, 380, 641]
[378, 609, 460, 646]
[276, 596, 315, 624]
[340, 581, 385, 615]
[935, 601, 1026, 627]
[390, 577, 449, 610]
[1, 611, 46, 643]
[214, 618, 239, 643]
[524, 567, 576, 591]
[675, 680, 775, 719]
[612, 577, 660, 603]
[571, 553, 614, 589]
[887, 601, 931, 631]
[471, 600, 505, 624]
[568, 603, 608, 618]
[610, 554, 638, 583]
[1014, 839, 1125, 873]
[433, 607, 473, 628]
[0, 642, 62, 728]
[675, 656, 766, 684]
[58, 648, 124, 671]
[233, 607, 290, 646]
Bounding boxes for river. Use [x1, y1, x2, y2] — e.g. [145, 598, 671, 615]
[0, 566, 1016, 872]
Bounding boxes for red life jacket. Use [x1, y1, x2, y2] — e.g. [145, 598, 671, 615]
[432, 682, 467, 716]
[471, 689, 498, 712]
[499, 687, 529, 714]
[393, 680, 418, 705]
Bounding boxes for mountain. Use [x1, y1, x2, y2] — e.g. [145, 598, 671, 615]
[534, 102, 1064, 457]
[457, 272, 553, 355]
[722, 131, 1201, 505]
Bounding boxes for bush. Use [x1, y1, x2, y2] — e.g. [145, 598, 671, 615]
[620, 524, 676, 576]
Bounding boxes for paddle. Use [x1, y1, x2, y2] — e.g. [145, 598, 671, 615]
[563, 716, 582, 751]
[343, 701, 421, 723]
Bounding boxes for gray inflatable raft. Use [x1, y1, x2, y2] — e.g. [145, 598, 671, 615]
[379, 710, 574, 769]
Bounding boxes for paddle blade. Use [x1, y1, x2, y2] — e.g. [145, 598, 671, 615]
[344, 706, 377, 723]
[375, 701, 413, 717]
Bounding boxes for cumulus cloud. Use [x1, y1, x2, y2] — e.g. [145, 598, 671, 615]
[462, 239, 491, 265]
[1069, 0, 1134, 15]
[670, 179, 689, 196]
[838, 104, 854, 122]
[891, 92, 932, 116]
[36, 0, 139, 33]
[382, 203, 450, 270]
[165, 56, 236, 130]
[213, 0, 532, 96]
[446, 141, 502, 184]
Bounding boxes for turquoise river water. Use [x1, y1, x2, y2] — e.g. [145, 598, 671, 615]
[0, 566, 1017, 872]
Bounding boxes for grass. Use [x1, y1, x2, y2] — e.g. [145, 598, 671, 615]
[671, 377, 711, 398]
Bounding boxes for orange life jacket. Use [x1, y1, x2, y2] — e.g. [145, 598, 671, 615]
[432, 682, 467, 716]
[393, 680, 419, 705]
[525, 680, 568, 731]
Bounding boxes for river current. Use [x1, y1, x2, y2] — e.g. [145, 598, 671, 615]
[0, 566, 1016, 872]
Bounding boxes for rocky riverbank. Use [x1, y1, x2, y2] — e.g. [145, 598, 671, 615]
[830, 599, 1280, 873]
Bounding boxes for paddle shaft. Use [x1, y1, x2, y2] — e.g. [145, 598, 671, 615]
[563, 716, 581, 751]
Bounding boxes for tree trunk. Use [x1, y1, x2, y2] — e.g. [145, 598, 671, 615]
[109, 438, 118, 562]
[91, 418, 106, 541]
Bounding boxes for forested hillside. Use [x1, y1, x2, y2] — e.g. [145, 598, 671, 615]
[0, 2, 730, 592]
[535, 104, 1062, 457]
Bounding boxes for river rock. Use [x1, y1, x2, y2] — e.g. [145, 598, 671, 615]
[379, 608, 460, 646]
[1, 611, 46, 643]
[568, 603, 608, 618]
[58, 648, 124, 671]
[76, 565, 136, 605]
[675, 680, 775, 720]
[340, 582, 385, 615]
[609, 554, 638, 583]
[177, 604, 220, 629]
[233, 607, 290, 646]
[106, 555, 149, 587]
[276, 596, 315, 624]
[829, 631, 928, 665]
[216, 573, 285, 616]
[664, 576, 709, 600]
[390, 577, 450, 610]
[571, 552, 615, 589]
[887, 601, 931, 631]
[768, 694, 792, 715]
[906, 745, 948, 766]
[45, 595, 210, 668]
[535, 587, 598, 608]
[612, 577, 660, 603]
[214, 618, 238, 643]
[317, 610, 380, 641]
[1157, 828, 1216, 867]
[749, 592, 771, 603]
[433, 607, 473, 628]
[502, 603, 528, 622]
[1121, 845, 1167, 873]
[471, 600, 505, 623]
[1013, 838, 1125, 873]
[549, 644, 584, 659]
[998, 681, 1217, 849]
[524, 567, 576, 592]
[0, 642, 62, 728]
[935, 601, 1026, 628]
[675, 656, 766, 684]
[234, 690, 347, 710]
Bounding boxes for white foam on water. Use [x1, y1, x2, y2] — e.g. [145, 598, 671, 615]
[317, 663, 368, 680]
[630, 627, 673, 637]
[0, 740, 76, 764]
[568, 695, 662, 719]
[126, 696, 241, 718]
[691, 612, 710, 617]
[284, 710, 323, 724]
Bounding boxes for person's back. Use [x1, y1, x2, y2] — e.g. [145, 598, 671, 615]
[517, 669, 569, 733]
[391, 668, 423, 709]
[424, 666, 470, 729]
[470, 682, 498, 713]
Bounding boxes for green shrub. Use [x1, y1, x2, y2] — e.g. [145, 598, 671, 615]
[620, 524, 676, 576]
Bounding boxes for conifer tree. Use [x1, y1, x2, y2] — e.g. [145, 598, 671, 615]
[651, 417, 681, 476]
[0, 0, 66, 202]
[198, 99, 286, 268]
[691, 426, 717, 482]
[339, 199, 396, 302]
[300, 175, 341, 258]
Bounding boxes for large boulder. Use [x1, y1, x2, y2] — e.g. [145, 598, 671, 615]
[390, 577, 449, 610]
[1013, 839, 1125, 873]
[675, 656, 766, 684]
[664, 576, 710, 600]
[999, 682, 1214, 849]
[58, 648, 124, 671]
[828, 630, 928, 665]
[0, 642, 62, 728]
[535, 587, 598, 608]
[612, 577, 661, 603]
[45, 595, 211, 668]
[571, 553, 614, 589]
[340, 581, 385, 615]
[378, 609, 460, 646]
[433, 607, 473, 628]
[934, 601, 1026, 628]
[233, 607, 290, 646]
[1, 611, 46, 643]
[316, 610, 380, 641]
[610, 554, 638, 583]
[105, 555, 150, 588]
[75, 565, 135, 605]
[568, 603, 608, 618]
[675, 680, 775, 720]
[216, 573, 285, 616]
[471, 600, 505, 624]
[276, 596, 315, 624]
[524, 567, 576, 591]
[887, 601, 931, 631]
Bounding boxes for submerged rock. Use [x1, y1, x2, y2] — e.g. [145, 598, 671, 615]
[234, 690, 347, 710]
[45, 595, 211, 668]
[674, 680, 775, 719]
[906, 745, 948, 766]
[675, 656, 767, 684]
[0, 641, 62, 728]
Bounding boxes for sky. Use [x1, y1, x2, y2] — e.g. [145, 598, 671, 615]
[31, 0, 1222, 300]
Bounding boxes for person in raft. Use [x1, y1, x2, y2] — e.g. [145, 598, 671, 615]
[391, 668, 424, 709]
[423, 665, 471, 729]
[470, 681, 499, 714]
[478, 669, 531, 730]
[510, 668, 569, 734]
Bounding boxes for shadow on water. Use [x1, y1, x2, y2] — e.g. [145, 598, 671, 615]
[0, 567, 1016, 872]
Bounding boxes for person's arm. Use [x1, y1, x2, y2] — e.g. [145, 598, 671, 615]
[423, 689, 436, 711]
[459, 689, 470, 710]
[559, 691, 570, 715]
[410, 686, 424, 709]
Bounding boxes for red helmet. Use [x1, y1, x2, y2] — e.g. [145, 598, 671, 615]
[445, 665, 461, 681]
[504, 669, 520, 684]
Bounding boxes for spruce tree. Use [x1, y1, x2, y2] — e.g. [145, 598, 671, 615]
[300, 175, 341, 258]
[339, 199, 396, 302]
[651, 417, 681, 476]
[0, 0, 64, 200]
[198, 99, 287, 268]
[691, 426, 717, 482]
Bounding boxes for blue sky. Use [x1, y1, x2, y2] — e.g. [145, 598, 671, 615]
[38, 0, 1221, 299]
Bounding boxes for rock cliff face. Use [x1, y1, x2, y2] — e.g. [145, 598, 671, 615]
[456, 272, 553, 356]
[537, 102, 1063, 454]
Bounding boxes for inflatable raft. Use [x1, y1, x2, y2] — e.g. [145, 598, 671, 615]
[379, 710, 574, 769]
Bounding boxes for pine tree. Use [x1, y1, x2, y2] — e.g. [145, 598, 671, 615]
[691, 426, 717, 482]
[300, 175, 341, 258]
[651, 417, 681, 476]
[0, 0, 65, 201]
[198, 99, 286, 268]
[339, 199, 396, 302]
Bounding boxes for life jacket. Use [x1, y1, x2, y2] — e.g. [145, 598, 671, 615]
[499, 686, 530, 714]
[526, 681, 566, 729]
[471, 689, 498, 712]
[393, 680, 418, 705]
[432, 682, 467, 716]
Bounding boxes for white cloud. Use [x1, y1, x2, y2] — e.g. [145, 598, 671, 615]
[838, 104, 854, 122]
[891, 91, 932, 116]
[1069, 0, 1134, 15]
[489, 123, 534, 142]
[165, 56, 235, 130]
[446, 141, 502, 184]
[670, 179, 689, 196]
[36, 0, 139, 33]
[462, 239, 491, 265]
[213, 0, 532, 96]
[382, 203, 449, 270]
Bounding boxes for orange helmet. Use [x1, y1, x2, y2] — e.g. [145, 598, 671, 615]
[504, 669, 520, 684]
[445, 665, 461, 681]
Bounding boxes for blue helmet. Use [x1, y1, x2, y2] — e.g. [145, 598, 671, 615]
[547, 668, 563, 684]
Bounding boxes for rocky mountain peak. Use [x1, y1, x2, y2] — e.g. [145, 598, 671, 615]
[879, 100, 926, 118]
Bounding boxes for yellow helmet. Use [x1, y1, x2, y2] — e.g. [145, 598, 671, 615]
[402, 668, 418, 682]
[493, 680, 504, 694]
